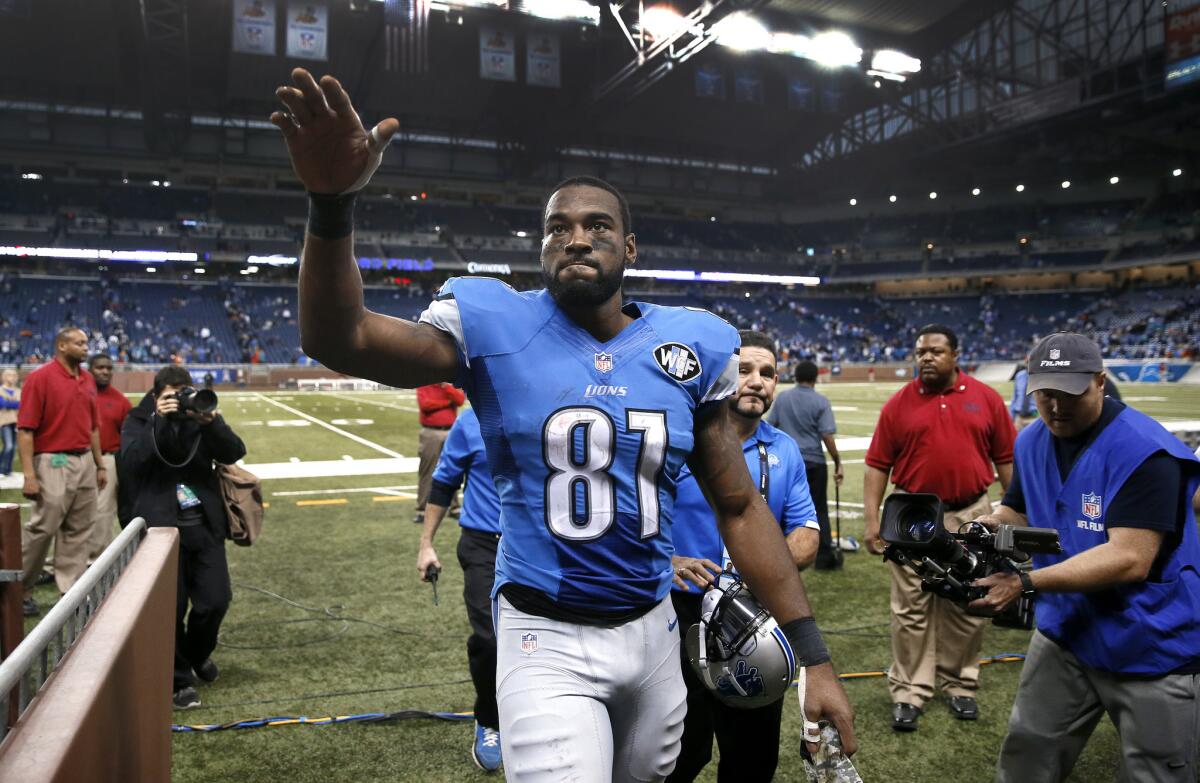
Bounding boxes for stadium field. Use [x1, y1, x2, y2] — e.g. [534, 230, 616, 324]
[10, 381, 1200, 782]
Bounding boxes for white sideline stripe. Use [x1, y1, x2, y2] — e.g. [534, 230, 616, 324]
[244, 457, 418, 480]
[1164, 420, 1200, 432]
[252, 393, 404, 459]
[830, 405, 859, 411]
[272, 485, 418, 497]
[322, 392, 420, 412]
[834, 436, 874, 452]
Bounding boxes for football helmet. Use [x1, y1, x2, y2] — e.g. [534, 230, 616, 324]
[684, 580, 796, 708]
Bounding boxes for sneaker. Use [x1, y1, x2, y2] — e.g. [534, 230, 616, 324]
[35, 571, 54, 586]
[194, 659, 219, 683]
[173, 687, 201, 710]
[471, 722, 502, 772]
[22, 597, 38, 617]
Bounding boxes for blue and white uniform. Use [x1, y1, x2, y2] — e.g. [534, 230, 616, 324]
[431, 408, 501, 535]
[420, 277, 739, 783]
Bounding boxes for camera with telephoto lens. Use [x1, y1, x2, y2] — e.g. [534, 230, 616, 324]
[879, 492, 1062, 629]
[169, 386, 218, 420]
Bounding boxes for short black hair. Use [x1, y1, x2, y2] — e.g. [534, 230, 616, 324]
[916, 323, 959, 351]
[548, 176, 633, 236]
[738, 330, 776, 358]
[55, 326, 84, 346]
[794, 360, 819, 384]
[152, 365, 192, 397]
[89, 354, 112, 367]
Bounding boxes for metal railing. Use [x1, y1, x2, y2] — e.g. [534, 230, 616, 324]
[0, 517, 147, 743]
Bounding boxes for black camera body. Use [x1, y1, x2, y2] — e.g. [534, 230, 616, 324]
[170, 386, 218, 419]
[879, 492, 1062, 629]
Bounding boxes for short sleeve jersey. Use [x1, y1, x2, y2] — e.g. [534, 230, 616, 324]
[431, 408, 501, 535]
[420, 277, 740, 611]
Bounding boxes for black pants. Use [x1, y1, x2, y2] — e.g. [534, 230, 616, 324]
[805, 461, 839, 568]
[174, 524, 232, 691]
[457, 527, 499, 730]
[667, 590, 785, 783]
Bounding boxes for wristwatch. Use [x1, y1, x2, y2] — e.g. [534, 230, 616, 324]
[1017, 570, 1037, 598]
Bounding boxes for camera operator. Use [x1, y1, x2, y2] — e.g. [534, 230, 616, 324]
[118, 366, 246, 711]
[863, 324, 1015, 730]
[970, 333, 1200, 783]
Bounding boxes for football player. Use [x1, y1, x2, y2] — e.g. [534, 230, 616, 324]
[273, 67, 856, 782]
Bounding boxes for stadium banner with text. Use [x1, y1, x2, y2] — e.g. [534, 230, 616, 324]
[526, 33, 560, 88]
[232, 0, 277, 56]
[480, 27, 516, 82]
[1165, 3, 1200, 89]
[695, 65, 725, 99]
[788, 77, 814, 110]
[286, 2, 328, 61]
[735, 68, 764, 103]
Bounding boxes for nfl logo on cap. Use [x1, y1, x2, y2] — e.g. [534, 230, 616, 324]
[1049, 348, 1060, 360]
[1082, 492, 1102, 520]
[520, 632, 538, 655]
[595, 352, 613, 373]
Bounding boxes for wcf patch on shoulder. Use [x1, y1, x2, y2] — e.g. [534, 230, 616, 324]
[654, 342, 702, 382]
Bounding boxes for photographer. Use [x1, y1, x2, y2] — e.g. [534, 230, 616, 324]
[970, 333, 1200, 783]
[118, 366, 246, 711]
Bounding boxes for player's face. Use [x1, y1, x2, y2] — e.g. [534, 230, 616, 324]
[914, 333, 957, 388]
[91, 360, 114, 387]
[540, 185, 635, 308]
[1034, 373, 1105, 438]
[732, 346, 777, 420]
[58, 330, 89, 364]
[1, 370, 15, 386]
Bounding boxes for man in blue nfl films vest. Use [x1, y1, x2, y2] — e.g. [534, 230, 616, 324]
[668, 330, 820, 783]
[969, 332, 1200, 783]
[275, 66, 855, 782]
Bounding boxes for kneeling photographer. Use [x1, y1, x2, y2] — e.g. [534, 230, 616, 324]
[967, 333, 1200, 783]
[118, 366, 246, 711]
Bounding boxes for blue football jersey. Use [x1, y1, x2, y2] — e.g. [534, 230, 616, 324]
[431, 408, 502, 535]
[419, 277, 739, 611]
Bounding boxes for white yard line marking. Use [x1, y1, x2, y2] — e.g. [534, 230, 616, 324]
[242, 457, 418, 480]
[251, 393, 405, 458]
[272, 485, 418, 497]
[830, 406, 860, 411]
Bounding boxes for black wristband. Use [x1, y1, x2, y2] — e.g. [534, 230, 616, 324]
[780, 617, 831, 667]
[307, 191, 357, 240]
[1018, 570, 1037, 598]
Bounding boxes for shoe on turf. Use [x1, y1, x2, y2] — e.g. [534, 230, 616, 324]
[173, 687, 201, 710]
[35, 570, 54, 586]
[22, 597, 39, 617]
[194, 659, 219, 683]
[891, 702, 922, 732]
[948, 695, 979, 720]
[471, 722, 502, 772]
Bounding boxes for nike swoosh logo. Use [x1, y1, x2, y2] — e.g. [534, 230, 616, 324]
[667, 617, 679, 632]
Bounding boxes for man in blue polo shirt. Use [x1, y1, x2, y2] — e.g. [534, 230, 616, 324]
[970, 332, 1200, 783]
[415, 407, 503, 773]
[667, 331, 820, 783]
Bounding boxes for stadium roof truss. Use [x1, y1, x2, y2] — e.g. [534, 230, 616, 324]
[798, 0, 1168, 169]
[138, 0, 192, 155]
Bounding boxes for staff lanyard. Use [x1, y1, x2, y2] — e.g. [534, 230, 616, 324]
[719, 441, 770, 588]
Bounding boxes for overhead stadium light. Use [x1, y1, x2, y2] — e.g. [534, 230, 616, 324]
[871, 50, 921, 75]
[624, 268, 820, 286]
[807, 31, 862, 67]
[519, 0, 600, 25]
[1015, 184, 1025, 192]
[848, 198, 857, 206]
[1172, 168, 1183, 177]
[641, 5, 686, 40]
[866, 69, 907, 83]
[21, 172, 42, 180]
[712, 12, 771, 51]
[971, 187, 981, 196]
[767, 32, 810, 57]
[1109, 176, 1120, 185]
[1061, 180, 1071, 189]
[0, 246, 196, 262]
[928, 191, 937, 200]
[889, 194, 897, 203]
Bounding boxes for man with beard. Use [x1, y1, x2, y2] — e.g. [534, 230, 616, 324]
[863, 324, 1015, 731]
[272, 67, 855, 781]
[667, 330, 820, 783]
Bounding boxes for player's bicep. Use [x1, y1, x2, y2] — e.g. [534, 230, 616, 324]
[687, 403, 757, 520]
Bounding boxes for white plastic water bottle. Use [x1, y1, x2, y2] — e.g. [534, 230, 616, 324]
[802, 723, 863, 783]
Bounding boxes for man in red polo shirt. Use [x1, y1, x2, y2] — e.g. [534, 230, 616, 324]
[863, 324, 1015, 732]
[84, 354, 131, 560]
[17, 327, 107, 616]
[414, 382, 465, 524]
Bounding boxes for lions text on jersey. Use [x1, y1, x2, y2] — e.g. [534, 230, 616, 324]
[420, 277, 739, 612]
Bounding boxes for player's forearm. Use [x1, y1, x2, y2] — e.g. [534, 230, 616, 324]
[787, 528, 819, 570]
[721, 498, 814, 622]
[863, 466, 889, 526]
[990, 504, 1028, 527]
[17, 430, 34, 477]
[995, 462, 1013, 492]
[821, 434, 840, 467]
[298, 232, 368, 365]
[90, 429, 103, 466]
[419, 502, 449, 548]
[1031, 540, 1154, 593]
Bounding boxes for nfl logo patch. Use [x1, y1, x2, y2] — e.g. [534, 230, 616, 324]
[1082, 492, 1102, 520]
[594, 352, 613, 373]
[1049, 348, 1061, 360]
[520, 632, 538, 655]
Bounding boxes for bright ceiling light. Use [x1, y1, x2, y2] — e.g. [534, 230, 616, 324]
[641, 5, 686, 40]
[1109, 176, 1120, 185]
[21, 172, 42, 180]
[194, 267, 206, 274]
[1172, 168, 1183, 177]
[1015, 184, 1025, 192]
[888, 194, 897, 203]
[807, 31, 862, 67]
[520, 0, 600, 24]
[1061, 180, 1071, 189]
[848, 198, 857, 206]
[866, 69, 906, 83]
[971, 187, 981, 196]
[768, 32, 810, 57]
[713, 12, 770, 51]
[928, 191, 937, 200]
[871, 49, 921, 74]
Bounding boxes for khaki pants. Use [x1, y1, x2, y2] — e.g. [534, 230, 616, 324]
[416, 426, 451, 516]
[887, 492, 993, 707]
[86, 452, 118, 559]
[21, 453, 98, 597]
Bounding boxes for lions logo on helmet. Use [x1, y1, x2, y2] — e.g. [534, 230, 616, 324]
[684, 580, 796, 708]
